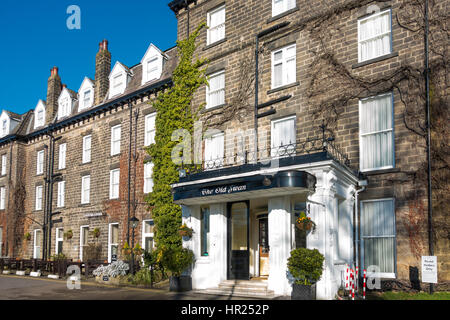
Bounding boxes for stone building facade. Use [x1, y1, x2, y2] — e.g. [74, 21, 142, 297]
[0, 0, 447, 299]
[0, 39, 177, 263]
[168, 0, 448, 298]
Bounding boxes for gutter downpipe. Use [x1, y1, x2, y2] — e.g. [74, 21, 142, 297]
[354, 183, 366, 284]
[254, 22, 290, 158]
[127, 101, 133, 246]
[424, 0, 434, 295]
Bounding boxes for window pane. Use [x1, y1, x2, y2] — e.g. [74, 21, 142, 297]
[111, 224, 119, 244]
[144, 220, 154, 234]
[273, 63, 283, 88]
[201, 207, 210, 256]
[364, 238, 395, 273]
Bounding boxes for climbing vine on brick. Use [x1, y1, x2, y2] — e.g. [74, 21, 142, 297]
[146, 23, 208, 250]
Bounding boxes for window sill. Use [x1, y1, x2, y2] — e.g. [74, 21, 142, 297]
[196, 257, 211, 264]
[79, 203, 91, 207]
[362, 167, 399, 176]
[267, 7, 299, 23]
[352, 52, 399, 69]
[201, 104, 227, 113]
[203, 38, 227, 51]
[81, 161, 92, 166]
[109, 153, 120, 158]
[267, 81, 299, 95]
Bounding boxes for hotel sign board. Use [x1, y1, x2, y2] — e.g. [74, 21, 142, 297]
[200, 184, 247, 196]
[421, 256, 437, 284]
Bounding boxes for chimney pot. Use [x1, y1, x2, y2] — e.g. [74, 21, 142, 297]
[99, 39, 109, 52]
[51, 66, 59, 76]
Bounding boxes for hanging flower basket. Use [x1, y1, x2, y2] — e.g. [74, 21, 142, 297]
[179, 224, 193, 238]
[296, 216, 316, 233]
[23, 232, 31, 241]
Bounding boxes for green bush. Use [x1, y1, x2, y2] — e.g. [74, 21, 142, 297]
[160, 247, 195, 277]
[128, 268, 152, 287]
[287, 248, 324, 285]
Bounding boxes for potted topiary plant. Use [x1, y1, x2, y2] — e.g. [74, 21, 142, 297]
[287, 248, 324, 300]
[160, 247, 194, 292]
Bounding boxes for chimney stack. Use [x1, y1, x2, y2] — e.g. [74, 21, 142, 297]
[46, 66, 62, 124]
[95, 39, 111, 105]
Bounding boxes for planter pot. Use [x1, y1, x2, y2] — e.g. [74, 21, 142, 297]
[169, 276, 192, 292]
[291, 283, 316, 300]
[296, 221, 313, 231]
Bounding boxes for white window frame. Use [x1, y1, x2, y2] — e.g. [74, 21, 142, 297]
[110, 73, 125, 97]
[55, 228, 64, 255]
[206, 70, 225, 109]
[142, 220, 154, 252]
[0, 187, 5, 210]
[109, 169, 120, 199]
[357, 9, 393, 63]
[81, 175, 90, 204]
[271, 43, 296, 89]
[204, 132, 225, 169]
[37, 150, 44, 175]
[144, 162, 154, 194]
[58, 143, 66, 170]
[207, 4, 226, 45]
[82, 135, 92, 164]
[33, 229, 42, 259]
[82, 89, 92, 110]
[359, 92, 395, 172]
[80, 225, 89, 261]
[146, 56, 160, 82]
[108, 223, 119, 263]
[144, 113, 156, 146]
[360, 198, 397, 279]
[272, 0, 296, 17]
[35, 185, 43, 211]
[271, 115, 297, 157]
[36, 109, 45, 128]
[57, 181, 65, 208]
[111, 124, 121, 156]
[1, 154, 6, 176]
[59, 96, 71, 119]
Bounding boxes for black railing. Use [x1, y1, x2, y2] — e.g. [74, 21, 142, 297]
[180, 130, 351, 177]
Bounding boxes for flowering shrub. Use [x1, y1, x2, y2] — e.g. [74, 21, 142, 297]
[93, 260, 130, 278]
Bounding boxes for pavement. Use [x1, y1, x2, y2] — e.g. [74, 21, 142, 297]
[0, 274, 260, 300]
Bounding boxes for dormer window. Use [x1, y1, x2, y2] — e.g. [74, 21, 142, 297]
[141, 44, 165, 85]
[146, 57, 159, 81]
[83, 90, 91, 108]
[113, 74, 123, 91]
[34, 100, 46, 129]
[109, 62, 130, 99]
[0, 111, 10, 138]
[1, 120, 7, 137]
[58, 89, 73, 120]
[78, 78, 95, 111]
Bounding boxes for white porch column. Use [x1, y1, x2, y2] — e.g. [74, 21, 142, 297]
[306, 170, 338, 300]
[268, 196, 292, 296]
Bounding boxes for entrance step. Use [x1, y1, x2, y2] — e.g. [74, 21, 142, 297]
[194, 280, 277, 299]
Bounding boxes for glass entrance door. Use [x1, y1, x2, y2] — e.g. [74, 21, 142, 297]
[227, 201, 249, 280]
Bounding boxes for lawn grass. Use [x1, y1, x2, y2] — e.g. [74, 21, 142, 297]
[369, 291, 450, 300]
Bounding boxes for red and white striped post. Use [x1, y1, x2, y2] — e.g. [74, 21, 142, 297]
[351, 271, 355, 300]
[356, 266, 359, 292]
[363, 269, 366, 300]
[345, 265, 349, 295]
[349, 269, 353, 299]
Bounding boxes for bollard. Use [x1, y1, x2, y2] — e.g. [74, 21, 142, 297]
[363, 269, 366, 300]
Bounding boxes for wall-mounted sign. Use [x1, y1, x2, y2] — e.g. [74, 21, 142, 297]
[421, 256, 437, 284]
[103, 276, 109, 282]
[200, 184, 247, 196]
[85, 212, 104, 218]
[111, 254, 118, 262]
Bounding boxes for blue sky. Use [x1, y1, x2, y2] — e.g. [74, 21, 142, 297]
[0, 0, 178, 115]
